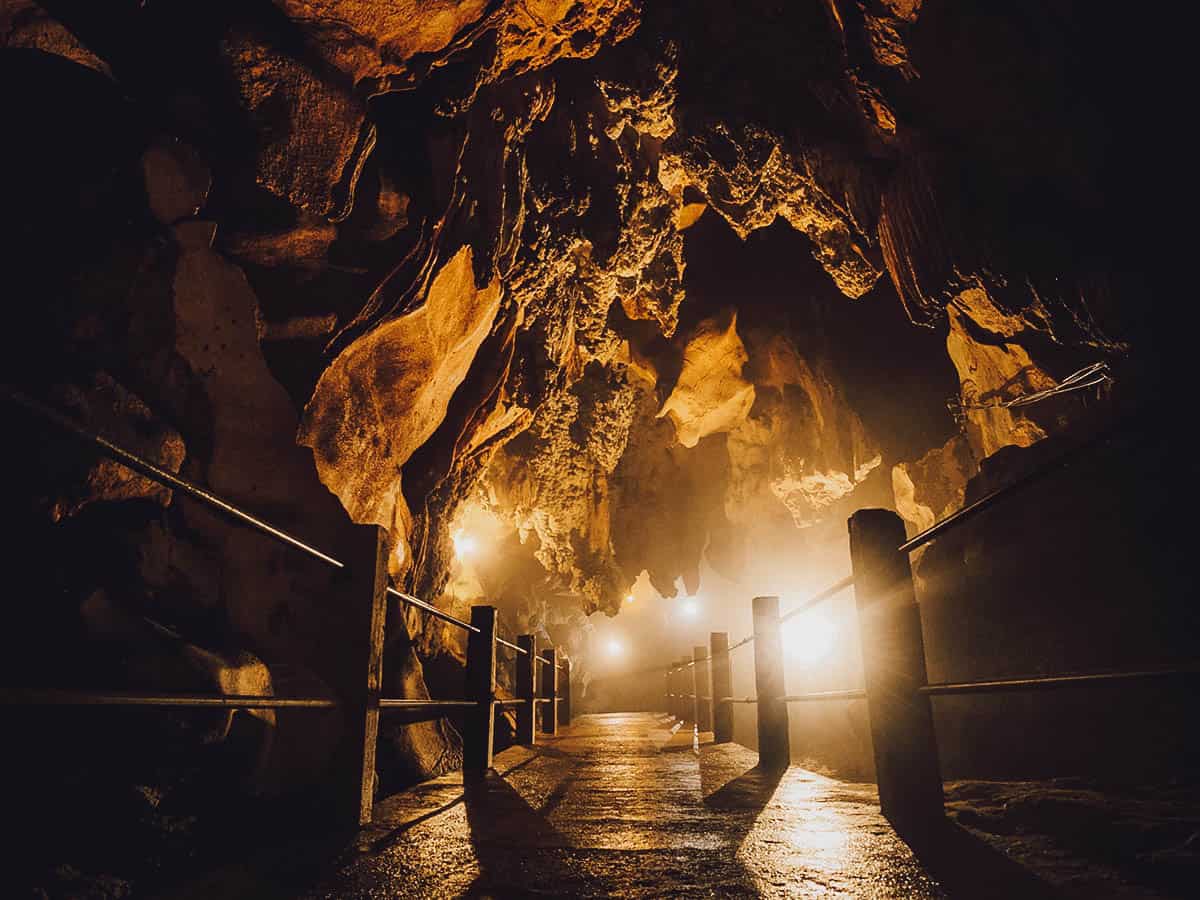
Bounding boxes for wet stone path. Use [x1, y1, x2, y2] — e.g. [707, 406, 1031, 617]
[306, 712, 943, 898]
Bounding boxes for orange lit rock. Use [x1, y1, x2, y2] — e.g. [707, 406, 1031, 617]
[220, 29, 375, 220]
[300, 245, 502, 530]
[1, 1, 111, 77]
[892, 434, 974, 535]
[945, 297, 1053, 460]
[658, 309, 756, 449]
[269, 0, 640, 88]
[660, 124, 882, 299]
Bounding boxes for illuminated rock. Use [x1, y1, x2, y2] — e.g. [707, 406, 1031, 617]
[658, 309, 756, 449]
[300, 245, 502, 530]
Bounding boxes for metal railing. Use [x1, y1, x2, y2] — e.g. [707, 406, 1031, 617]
[1, 386, 571, 826]
[661, 414, 1198, 835]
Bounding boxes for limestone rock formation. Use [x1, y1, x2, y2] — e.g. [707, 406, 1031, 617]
[658, 310, 755, 449]
[300, 245, 502, 532]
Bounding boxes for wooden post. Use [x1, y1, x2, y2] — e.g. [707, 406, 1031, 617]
[693, 645, 713, 732]
[664, 668, 672, 716]
[338, 524, 389, 827]
[670, 663, 680, 720]
[540, 647, 558, 735]
[558, 658, 572, 727]
[710, 632, 733, 743]
[752, 595, 789, 770]
[669, 663, 679, 720]
[464, 605, 497, 781]
[516, 634, 537, 745]
[677, 658, 692, 723]
[848, 508, 943, 833]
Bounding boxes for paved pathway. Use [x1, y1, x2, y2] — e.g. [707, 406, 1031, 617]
[305, 712, 946, 898]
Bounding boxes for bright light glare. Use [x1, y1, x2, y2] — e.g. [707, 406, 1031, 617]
[452, 529, 479, 561]
[782, 609, 839, 666]
[625, 594, 635, 604]
[681, 598, 699, 617]
[606, 639, 624, 656]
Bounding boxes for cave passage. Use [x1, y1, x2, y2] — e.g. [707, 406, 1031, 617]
[4, 0, 1196, 897]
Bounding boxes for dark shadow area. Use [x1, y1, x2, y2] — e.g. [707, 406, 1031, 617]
[702, 764, 786, 813]
[461, 771, 613, 899]
[903, 818, 1066, 900]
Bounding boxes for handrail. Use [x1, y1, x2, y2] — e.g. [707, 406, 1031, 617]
[3, 386, 345, 569]
[778, 575, 855, 623]
[720, 574, 856, 655]
[0, 689, 339, 708]
[0, 689, 511, 710]
[387, 587, 480, 633]
[920, 663, 1200, 696]
[898, 416, 1140, 554]
[781, 689, 865, 702]
[497, 636, 526, 655]
[378, 698, 477, 709]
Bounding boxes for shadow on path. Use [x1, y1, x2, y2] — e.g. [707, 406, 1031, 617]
[703, 764, 786, 813]
[903, 818, 1067, 900]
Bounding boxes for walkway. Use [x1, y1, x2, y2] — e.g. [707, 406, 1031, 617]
[306, 712, 943, 898]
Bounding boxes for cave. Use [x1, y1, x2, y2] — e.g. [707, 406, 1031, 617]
[2, 1, 1196, 897]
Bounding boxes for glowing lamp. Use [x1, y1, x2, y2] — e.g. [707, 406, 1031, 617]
[606, 639, 624, 656]
[625, 594, 635, 604]
[782, 609, 838, 666]
[681, 598, 699, 617]
[452, 529, 479, 561]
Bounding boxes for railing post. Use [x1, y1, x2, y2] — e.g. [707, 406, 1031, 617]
[664, 667, 672, 717]
[516, 634, 537, 745]
[464, 605, 497, 781]
[341, 524, 389, 826]
[677, 658, 692, 723]
[848, 508, 943, 833]
[752, 595, 789, 770]
[693, 645, 713, 733]
[540, 647, 558, 735]
[558, 658, 572, 727]
[710, 632, 733, 743]
[670, 663, 680, 720]
[676, 662, 686, 724]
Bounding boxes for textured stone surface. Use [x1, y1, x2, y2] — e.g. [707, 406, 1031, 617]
[661, 124, 883, 299]
[220, 29, 375, 220]
[300, 244, 502, 531]
[658, 309, 755, 449]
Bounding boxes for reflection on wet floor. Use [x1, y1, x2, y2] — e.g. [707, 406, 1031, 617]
[303, 712, 948, 898]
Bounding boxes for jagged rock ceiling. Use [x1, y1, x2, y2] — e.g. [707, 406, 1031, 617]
[6, 0, 1169, 709]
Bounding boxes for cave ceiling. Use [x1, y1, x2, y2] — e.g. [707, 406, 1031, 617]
[5, 0, 1156, 639]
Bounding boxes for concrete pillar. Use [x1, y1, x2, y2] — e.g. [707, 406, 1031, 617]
[540, 647, 558, 735]
[752, 595, 789, 770]
[557, 658, 572, 727]
[693, 645, 713, 732]
[341, 524, 389, 826]
[464, 605, 497, 780]
[848, 509, 943, 833]
[516, 634, 537, 745]
[710, 632, 733, 743]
